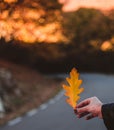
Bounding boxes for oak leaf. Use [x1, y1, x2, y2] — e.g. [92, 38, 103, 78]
[63, 68, 84, 109]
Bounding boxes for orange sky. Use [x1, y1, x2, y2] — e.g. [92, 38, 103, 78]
[58, 0, 114, 12]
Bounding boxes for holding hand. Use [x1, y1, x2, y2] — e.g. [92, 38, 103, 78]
[74, 97, 103, 120]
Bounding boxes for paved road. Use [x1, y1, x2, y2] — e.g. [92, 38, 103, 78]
[1, 73, 114, 130]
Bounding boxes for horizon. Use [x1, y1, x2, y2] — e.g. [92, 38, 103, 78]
[58, 0, 114, 12]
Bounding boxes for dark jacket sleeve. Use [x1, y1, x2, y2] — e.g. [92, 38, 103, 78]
[102, 103, 114, 130]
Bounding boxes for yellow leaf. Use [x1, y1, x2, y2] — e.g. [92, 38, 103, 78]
[63, 68, 84, 109]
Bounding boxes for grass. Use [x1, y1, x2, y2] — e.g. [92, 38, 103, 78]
[0, 60, 64, 125]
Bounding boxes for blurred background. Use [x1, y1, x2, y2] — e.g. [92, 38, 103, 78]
[0, 0, 114, 128]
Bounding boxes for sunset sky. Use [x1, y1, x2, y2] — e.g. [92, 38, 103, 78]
[58, 0, 114, 12]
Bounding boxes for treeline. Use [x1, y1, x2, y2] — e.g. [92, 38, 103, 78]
[63, 8, 114, 47]
[1, 7, 114, 73]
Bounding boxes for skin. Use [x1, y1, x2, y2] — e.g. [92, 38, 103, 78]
[74, 97, 103, 120]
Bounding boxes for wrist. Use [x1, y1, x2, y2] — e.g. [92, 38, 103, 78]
[98, 104, 103, 119]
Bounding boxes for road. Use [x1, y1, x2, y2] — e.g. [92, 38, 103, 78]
[1, 73, 114, 130]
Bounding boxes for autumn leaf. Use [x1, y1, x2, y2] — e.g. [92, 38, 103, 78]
[63, 68, 84, 109]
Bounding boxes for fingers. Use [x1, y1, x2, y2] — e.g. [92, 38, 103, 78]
[86, 114, 95, 120]
[74, 108, 95, 120]
[74, 106, 89, 117]
[77, 112, 90, 118]
[77, 99, 90, 108]
[74, 109, 77, 114]
[77, 106, 88, 114]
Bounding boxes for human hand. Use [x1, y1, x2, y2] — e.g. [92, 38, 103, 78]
[74, 97, 103, 120]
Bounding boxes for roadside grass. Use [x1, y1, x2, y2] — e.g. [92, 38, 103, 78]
[0, 60, 63, 125]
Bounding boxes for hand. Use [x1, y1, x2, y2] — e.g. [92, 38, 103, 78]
[74, 97, 103, 120]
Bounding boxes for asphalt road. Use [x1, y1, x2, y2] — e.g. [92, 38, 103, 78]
[1, 73, 114, 130]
